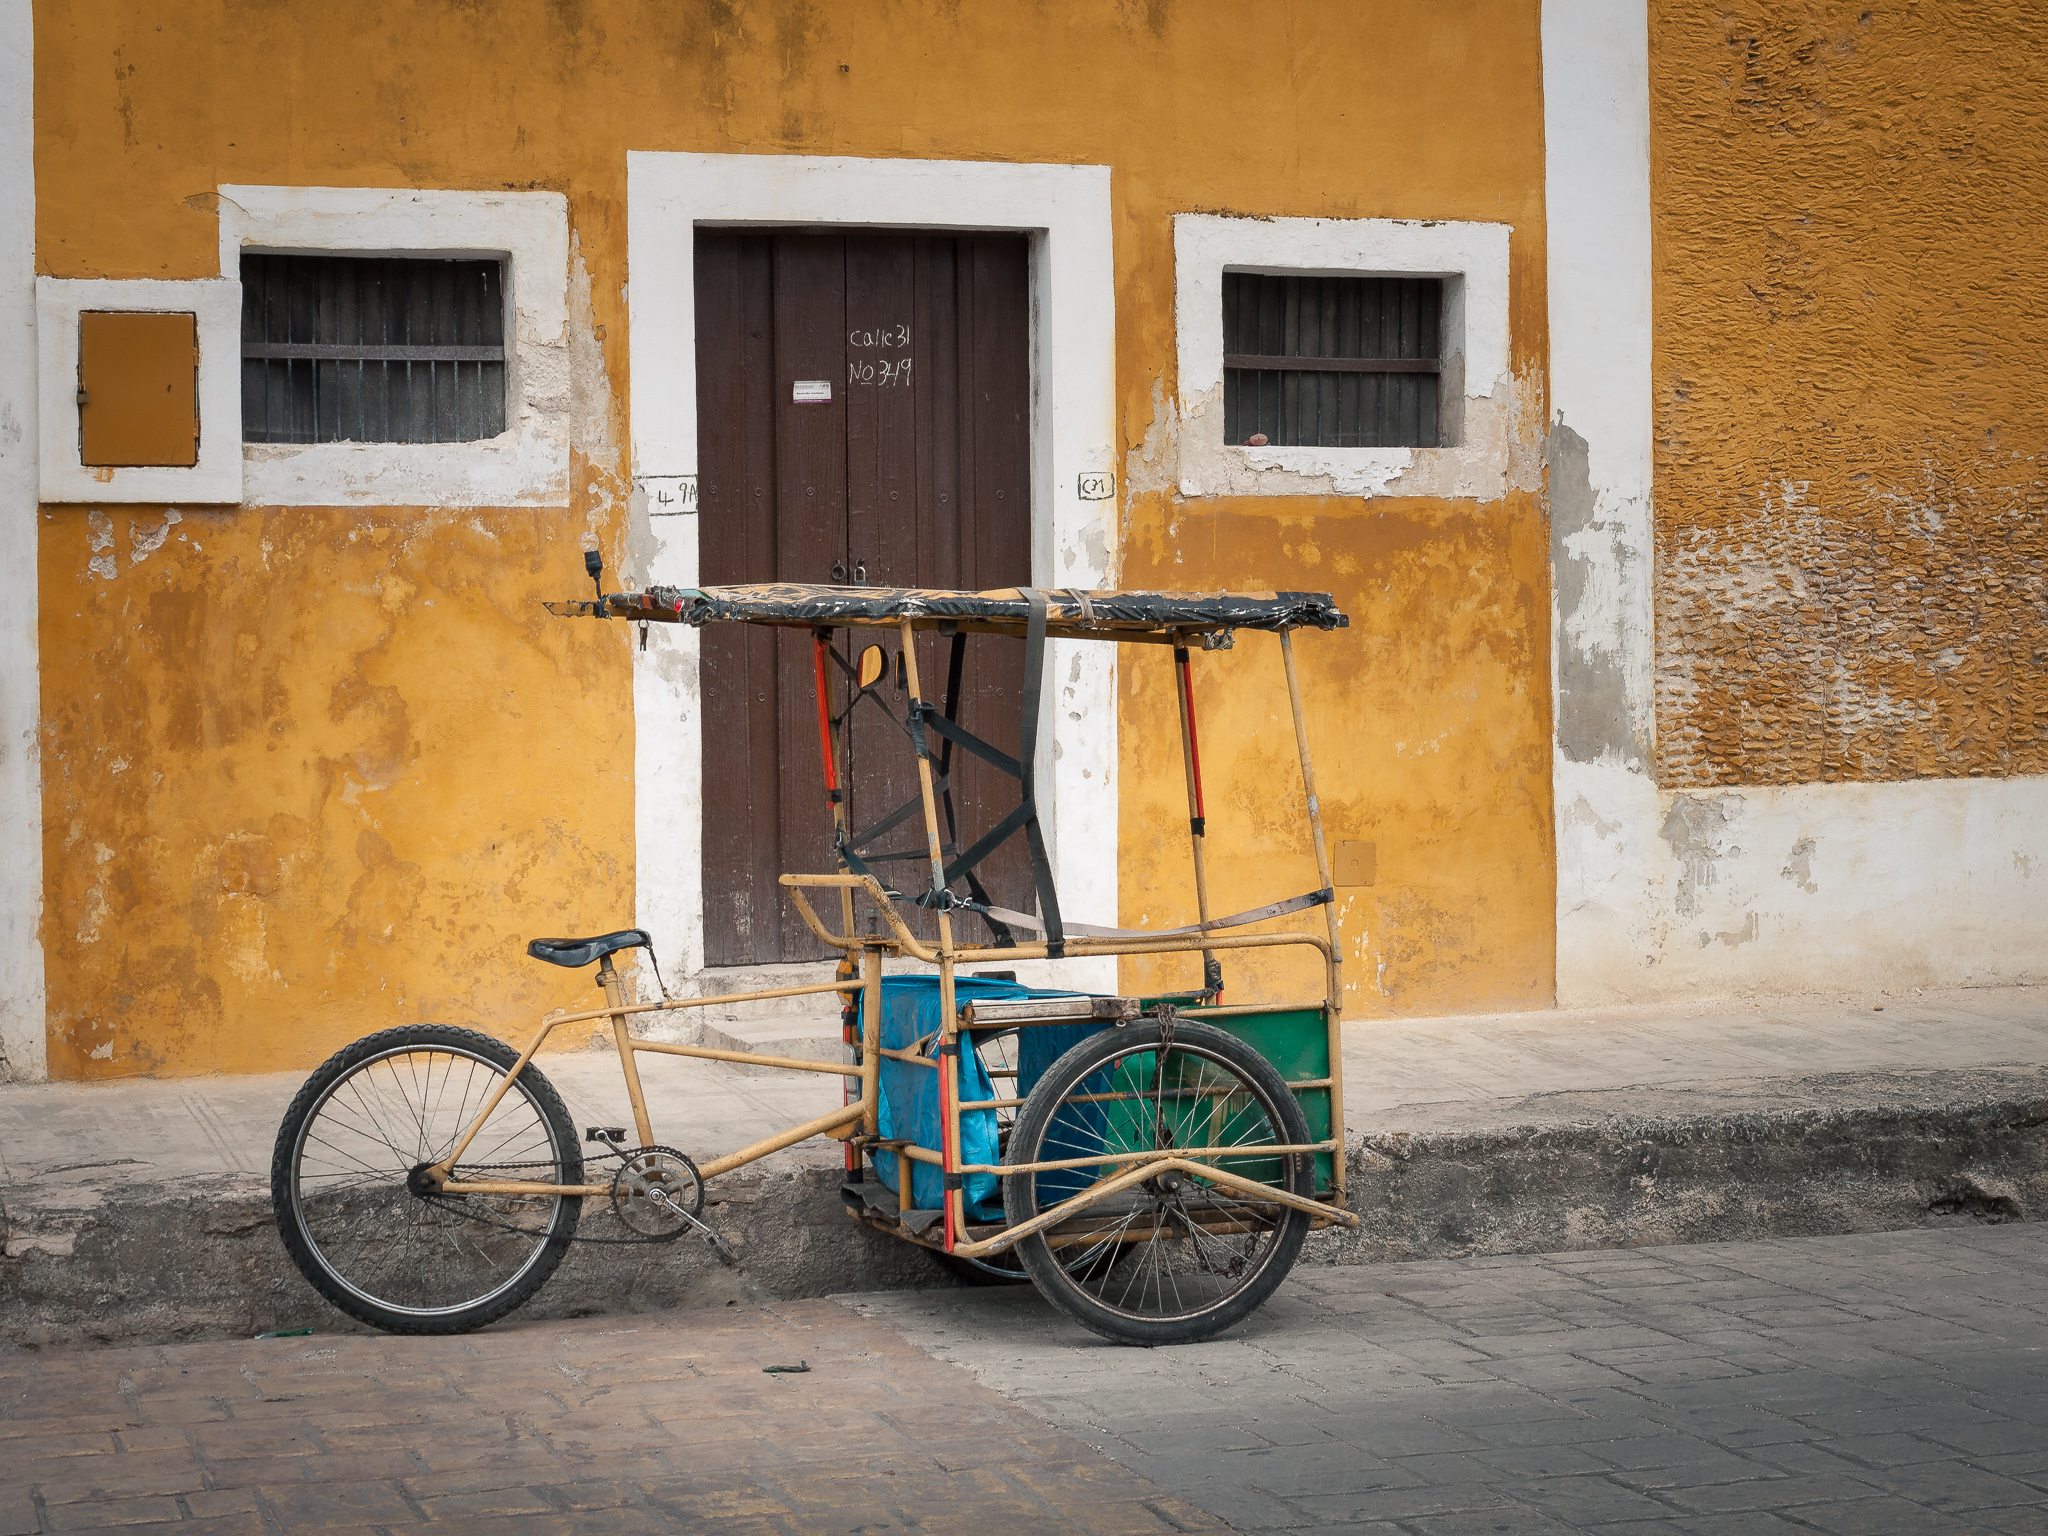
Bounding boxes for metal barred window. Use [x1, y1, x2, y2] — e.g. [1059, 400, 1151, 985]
[240, 255, 507, 444]
[1223, 272, 1443, 449]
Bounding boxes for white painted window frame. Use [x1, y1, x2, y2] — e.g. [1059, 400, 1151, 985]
[36, 277, 243, 504]
[1172, 214, 1513, 499]
[217, 186, 571, 508]
[625, 150, 1117, 988]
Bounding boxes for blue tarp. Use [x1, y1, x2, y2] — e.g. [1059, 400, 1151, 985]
[872, 975, 1103, 1220]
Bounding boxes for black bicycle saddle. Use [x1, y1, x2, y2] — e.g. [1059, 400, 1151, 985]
[525, 929, 651, 968]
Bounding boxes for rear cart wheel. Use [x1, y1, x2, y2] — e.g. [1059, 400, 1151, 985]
[1002, 1018, 1313, 1345]
[271, 1024, 582, 1334]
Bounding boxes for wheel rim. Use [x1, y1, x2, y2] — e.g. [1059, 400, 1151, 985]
[289, 1044, 571, 1318]
[1020, 1036, 1304, 1324]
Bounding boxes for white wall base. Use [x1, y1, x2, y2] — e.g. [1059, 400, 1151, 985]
[1559, 761, 2048, 1002]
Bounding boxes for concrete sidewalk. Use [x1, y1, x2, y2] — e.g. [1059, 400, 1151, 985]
[3, 984, 2045, 1347]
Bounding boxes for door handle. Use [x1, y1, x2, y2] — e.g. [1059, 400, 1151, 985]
[831, 560, 848, 584]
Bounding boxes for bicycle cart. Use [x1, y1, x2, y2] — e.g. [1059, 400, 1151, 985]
[271, 566, 1357, 1346]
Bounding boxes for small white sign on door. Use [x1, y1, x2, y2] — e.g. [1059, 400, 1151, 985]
[792, 380, 832, 403]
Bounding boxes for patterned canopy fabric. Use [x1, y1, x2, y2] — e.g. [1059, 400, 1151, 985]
[547, 582, 1348, 638]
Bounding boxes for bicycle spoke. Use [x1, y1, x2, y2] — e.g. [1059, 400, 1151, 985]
[1007, 1024, 1311, 1338]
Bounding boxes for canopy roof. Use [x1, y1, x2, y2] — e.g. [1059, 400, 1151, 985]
[547, 583, 1348, 642]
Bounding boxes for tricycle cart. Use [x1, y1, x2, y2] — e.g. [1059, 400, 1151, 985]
[271, 573, 1357, 1346]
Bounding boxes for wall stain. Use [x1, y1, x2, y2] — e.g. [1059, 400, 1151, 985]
[1780, 834, 1818, 894]
[1658, 791, 1743, 920]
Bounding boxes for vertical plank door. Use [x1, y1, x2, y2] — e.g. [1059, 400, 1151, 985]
[695, 230, 1033, 966]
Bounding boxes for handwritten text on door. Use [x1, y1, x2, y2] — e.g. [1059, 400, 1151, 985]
[849, 324, 913, 388]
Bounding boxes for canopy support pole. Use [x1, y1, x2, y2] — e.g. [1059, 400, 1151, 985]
[899, 620, 966, 1250]
[1280, 627, 1345, 1206]
[1173, 640, 1221, 995]
[812, 628, 857, 939]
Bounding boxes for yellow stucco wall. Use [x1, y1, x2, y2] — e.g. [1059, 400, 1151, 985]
[1650, 2, 2048, 786]
[35, 0, 1553, 1077]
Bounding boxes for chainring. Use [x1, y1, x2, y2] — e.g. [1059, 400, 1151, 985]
[608, 1145, 706, 1240]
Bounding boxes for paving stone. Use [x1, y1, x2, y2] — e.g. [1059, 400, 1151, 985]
[1849, 1459, 2048, 1513]
[1788, 1494, 1998, 1534]
[13, 1224, 2048, 1532]
[849, 1225, 2048, 1533]
[0, 1303, 1225, 1536]
[1484, 1475, 1679, 1524]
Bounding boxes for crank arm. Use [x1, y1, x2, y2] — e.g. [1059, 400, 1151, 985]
[651, 1186, 738, 1266]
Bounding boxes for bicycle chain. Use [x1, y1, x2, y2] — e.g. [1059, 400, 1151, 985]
[416, 1148, 692, 1247]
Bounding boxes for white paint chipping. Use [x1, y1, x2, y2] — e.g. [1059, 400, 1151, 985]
[626, 152, 1118, 992]
[1154, 215, 1531, 503]
[218, 186, 572, 508]
[1559, 761, 2048, 993]
[1544, 0, 2048, 1003]
[0, 0, 43, 1081]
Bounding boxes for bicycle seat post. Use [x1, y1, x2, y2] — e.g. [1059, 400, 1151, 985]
[598, 955, 655, 1149]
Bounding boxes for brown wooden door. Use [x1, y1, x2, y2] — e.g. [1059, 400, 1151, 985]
[695, 230, 1033, 966]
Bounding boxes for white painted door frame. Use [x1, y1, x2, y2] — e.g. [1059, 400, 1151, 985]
[624, 151, 1119, 991]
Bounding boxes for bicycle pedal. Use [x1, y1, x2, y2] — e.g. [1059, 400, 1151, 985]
[705, 1230, 739, 1267]
[585, 1126, 628, 1146]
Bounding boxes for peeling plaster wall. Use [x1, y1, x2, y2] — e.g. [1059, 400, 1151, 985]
[1550, 0, 2048, 1004]
[1651, 4, 2048, 786]
[1, 0, 44, 1081]
[1119, 496, 1555, 1015]
[34, 0, 1562, 1074]
[36, 507, 636, 1078]
[1113, 14, 1556, 1016]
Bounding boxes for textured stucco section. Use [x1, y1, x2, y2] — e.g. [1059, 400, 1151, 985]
[1650, 3, 2048, 786]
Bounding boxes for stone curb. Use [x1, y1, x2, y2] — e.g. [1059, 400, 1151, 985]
[6, 1068, 2044, 1349]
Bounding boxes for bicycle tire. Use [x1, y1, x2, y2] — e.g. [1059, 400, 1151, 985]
[271, 1023, 582, 1335]
[1003, 1018, 1313, 1346]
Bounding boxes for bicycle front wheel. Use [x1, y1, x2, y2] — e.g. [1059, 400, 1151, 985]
[1003, 1018, 1314, 1345]
[271, 1024, 582, 1334]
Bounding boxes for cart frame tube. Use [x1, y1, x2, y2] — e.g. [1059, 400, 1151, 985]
[427, 625, 1351, 1246]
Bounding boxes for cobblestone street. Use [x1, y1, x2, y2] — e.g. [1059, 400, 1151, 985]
[855, 1224, 2048, 1535]
[7, 1224, 2048, 1533]
[0, 1298, 1224, 1536]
